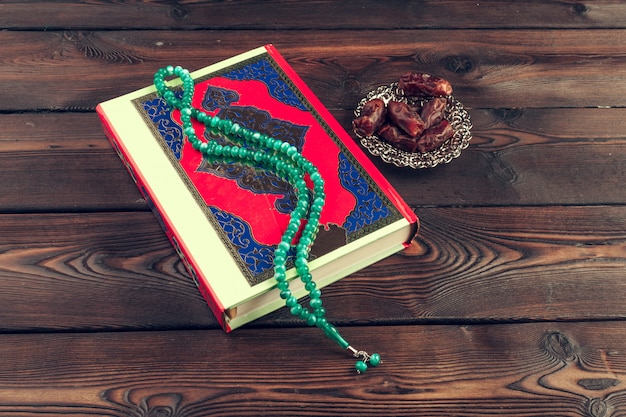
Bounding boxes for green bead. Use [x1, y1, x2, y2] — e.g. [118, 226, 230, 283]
[163, 90, 175, 103]
[303, 223, 317, 235]
[312, 196, 324, 207]
[252, 152, 263, 162]
[296, 197, 308, 209]
[291, 208, 305, 220]
[310, 171, 322, 182]
[277, 241, 291, 253]
[294, 256, 307, 267]
[287, 165, 300, 178]
[230, 123, 241, 136]
[285, 296, 298, 308]
[299, 236, 312, 247]
[281, 233, 295, 245]
[296, 265, 309, 277]
[305, 314, 317, 326]
[355, 360, 368, 374]
[286, 221, 300, 234]
[286, 146, 298, 157]
[218, 119, 232, 132]
[295, 179, 307, 191]
[369, 353, 381, 367]
[279, 142, 291, 152]
[195, 112, 206, 123]
[309, 298, 323, 310]
[258, 134, 271, 145]
[290, 304, 302, 315]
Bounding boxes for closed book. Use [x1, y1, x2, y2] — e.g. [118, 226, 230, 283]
[96, 44, 418, 331]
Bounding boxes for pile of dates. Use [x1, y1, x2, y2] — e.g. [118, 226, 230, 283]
[353, 72, 455, 153]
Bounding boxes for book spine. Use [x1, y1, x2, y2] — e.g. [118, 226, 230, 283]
[264, 45, 419, 243]
[96, 104, 229, 331]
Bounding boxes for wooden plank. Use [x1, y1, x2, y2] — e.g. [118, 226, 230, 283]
[0, 205, 624, 332]
[2, 29, 626, 110]
[0, 113, 143, 212]
[1, 107, 625, 212]
[1, 0, 624, 30]
[265, 204, 626, 325]
[368, 107, 626, 207]
[0, 322, 625, 416]
[0, 211, 219, 332]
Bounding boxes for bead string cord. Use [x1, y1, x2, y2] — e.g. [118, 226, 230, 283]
[153, 65, 381, 374]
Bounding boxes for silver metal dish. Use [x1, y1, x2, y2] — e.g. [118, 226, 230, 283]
[353, 82, 473, 169]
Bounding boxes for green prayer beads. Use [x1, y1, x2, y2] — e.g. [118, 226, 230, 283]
[153, 65, 380, 374]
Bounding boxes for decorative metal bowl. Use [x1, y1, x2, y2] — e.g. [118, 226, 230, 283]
[353, 82, 473, 169]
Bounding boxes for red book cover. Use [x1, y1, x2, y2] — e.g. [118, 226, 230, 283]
[97, 45, 418, 331]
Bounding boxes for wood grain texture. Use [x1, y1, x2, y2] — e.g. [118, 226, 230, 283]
[0, 0, 623, 30]
[1, 107, 625, 212]
[1, 322, 626, 416]
[1, 29, 626, 110]
[0, 205, 623, 332]
[0, 211, 218, 332]
[0, 113, 143, 212]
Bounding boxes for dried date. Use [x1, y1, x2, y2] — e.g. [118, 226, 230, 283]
[352, 98, 386, 137]
[378, 123, 419, 153]
[420, 97, 447, 129]
[387, 100, 425, 137]
[417, 119, 454, 153]
[398, 72, 453, 97]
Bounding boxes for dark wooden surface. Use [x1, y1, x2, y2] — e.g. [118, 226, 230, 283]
[2, 1, 626, 416]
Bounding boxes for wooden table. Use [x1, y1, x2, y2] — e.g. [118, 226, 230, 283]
[2, 1, 626, 415]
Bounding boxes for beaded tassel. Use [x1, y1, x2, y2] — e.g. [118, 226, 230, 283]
[153, 65, 380, 373]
